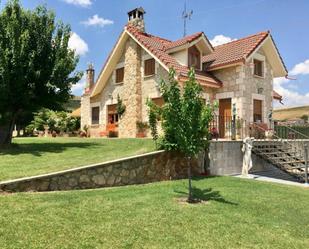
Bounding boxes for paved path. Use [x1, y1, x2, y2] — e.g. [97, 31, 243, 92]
[234, 170, 309, 188]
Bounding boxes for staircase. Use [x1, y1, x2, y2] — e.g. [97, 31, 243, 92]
[251, 123, 309, 183]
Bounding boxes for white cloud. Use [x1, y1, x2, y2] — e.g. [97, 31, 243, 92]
[273, 77, 309, 108]
[62, 0, 92, 7]
[290, 59, 309, 75]
[71, 74, 86, 95]
[82, 14, 114, 27]
[210, 35, 236, 46]
[68, 32, 89, 56]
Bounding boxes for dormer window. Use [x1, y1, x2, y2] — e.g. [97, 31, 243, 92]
[188, 45, 201, 70]
[253, 59, 264, 77]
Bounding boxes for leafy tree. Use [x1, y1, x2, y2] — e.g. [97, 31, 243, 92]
[300, 114, 308, 123]
[148, 68, 216, 202]
[0, 0, 82, 145]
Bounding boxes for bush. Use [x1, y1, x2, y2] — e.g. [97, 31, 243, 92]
[26, 108, 80, 134]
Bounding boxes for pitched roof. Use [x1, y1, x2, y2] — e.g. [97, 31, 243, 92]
[164, 32, 203, 50]
[202, 31, 269, 70]
[126, 25, 221, 88]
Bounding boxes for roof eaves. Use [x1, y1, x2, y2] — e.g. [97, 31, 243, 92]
[244, 31, 270, 60]
[206, 58, 245, 71]
[269, 34, 288, 75]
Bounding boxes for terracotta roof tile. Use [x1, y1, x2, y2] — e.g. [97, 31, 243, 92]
[126, 25, 221, 88]
[164, 32, 203, 50]
[202, 31, 269, 70]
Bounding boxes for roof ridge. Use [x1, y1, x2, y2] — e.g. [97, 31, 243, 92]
[213, 30, 269, 48]
[172, 31, 203, 42]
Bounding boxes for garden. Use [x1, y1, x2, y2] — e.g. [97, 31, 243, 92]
[1, 177, 309, 249]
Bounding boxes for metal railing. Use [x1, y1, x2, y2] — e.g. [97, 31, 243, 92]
[250, 122, 304, 156]
[250, 122, 309, 182]
[209, 115, 249, 140]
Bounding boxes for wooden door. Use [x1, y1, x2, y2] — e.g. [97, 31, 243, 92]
[219, 98, 231, 138]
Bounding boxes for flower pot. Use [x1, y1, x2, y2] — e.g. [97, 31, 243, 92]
[265, 130, 274, 140]
[137, 132, 146, 138]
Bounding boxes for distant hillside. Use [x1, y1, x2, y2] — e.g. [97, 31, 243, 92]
[274, 105, 309, 121]
[63, 96, 81, 112]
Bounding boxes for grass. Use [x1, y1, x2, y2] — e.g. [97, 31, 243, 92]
[0, 137, 155, 181]
[0, 176, 309, 248]
[274, 105, 309, 121]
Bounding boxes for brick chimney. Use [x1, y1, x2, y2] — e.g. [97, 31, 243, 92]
[127, 7, 146, 32]
[85, 63, 95, 93]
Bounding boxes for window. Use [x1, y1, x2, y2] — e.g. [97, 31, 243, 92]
[144, 58, 155, 76]
[253, 59, 263, 77]
[188, 45, 201, 70]
[115, 67, 124, 83]
[253, 99, 263, 122]
[91, 106, 100, 125]
[151, 97, 164, 107]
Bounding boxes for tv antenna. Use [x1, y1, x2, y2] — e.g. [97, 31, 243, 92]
[182, 2, 193, 37]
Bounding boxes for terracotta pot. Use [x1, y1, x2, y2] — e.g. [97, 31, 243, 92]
[137, 132, 146, 138]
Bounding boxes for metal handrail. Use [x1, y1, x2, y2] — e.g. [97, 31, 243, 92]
[250, 122, 296, 149]
[276, 124, 309, 140]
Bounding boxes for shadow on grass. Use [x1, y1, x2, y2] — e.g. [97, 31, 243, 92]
[0, 142, 100, 157]
[175, 185, 238, 205]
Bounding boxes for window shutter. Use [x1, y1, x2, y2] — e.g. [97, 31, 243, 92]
[253, 99, 263, 122]
[91, 106, 100, 125]
[144, 58, 155, 76]
[116, 67, 124, 83]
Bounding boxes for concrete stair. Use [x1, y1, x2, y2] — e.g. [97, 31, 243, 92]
[253, 141, 308, 183]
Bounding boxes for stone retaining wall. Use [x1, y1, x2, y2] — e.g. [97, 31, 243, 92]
[0, 151, 203, 192]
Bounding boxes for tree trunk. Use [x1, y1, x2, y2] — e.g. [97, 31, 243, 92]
[187, 156, 194, 203]
[0, 115, 17, 146]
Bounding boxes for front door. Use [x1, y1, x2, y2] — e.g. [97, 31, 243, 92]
[107, 104, 118, 135]
[219, 98, 231, 138]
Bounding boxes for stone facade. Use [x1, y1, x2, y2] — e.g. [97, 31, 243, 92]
[118, 38, 142, 137]
[80, 94, 90, 130]
[0, 151, 203, 192]
[212, 48, 273, 127]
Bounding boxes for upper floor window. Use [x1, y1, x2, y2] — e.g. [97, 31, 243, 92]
[91, 106, 100, 125]
[115, 67, 124, 83]
[144, 58, 155, 76]
[188, 45, 201, 70]
[253, 59, 263, 77]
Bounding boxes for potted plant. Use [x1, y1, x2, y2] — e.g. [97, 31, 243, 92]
[136, 121, 149, 138]
[210, 127, 219, 140]
[265, 129, 274, 140]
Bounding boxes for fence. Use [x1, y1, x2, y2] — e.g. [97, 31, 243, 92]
[209, 115, 248, 140]
[275, 125, 309, 139]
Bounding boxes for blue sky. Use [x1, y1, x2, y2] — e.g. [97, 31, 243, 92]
[1, 0, 309, 108]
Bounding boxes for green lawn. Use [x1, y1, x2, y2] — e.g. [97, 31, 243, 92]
[0, 176, 309, 248]
[0, 137, 155, 181]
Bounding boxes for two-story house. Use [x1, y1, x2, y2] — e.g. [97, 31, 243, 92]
[81, 7, 286, 138]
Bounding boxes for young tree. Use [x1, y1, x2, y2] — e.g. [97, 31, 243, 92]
[0, 0, 82, 145]
[148, 68, 216, 202]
